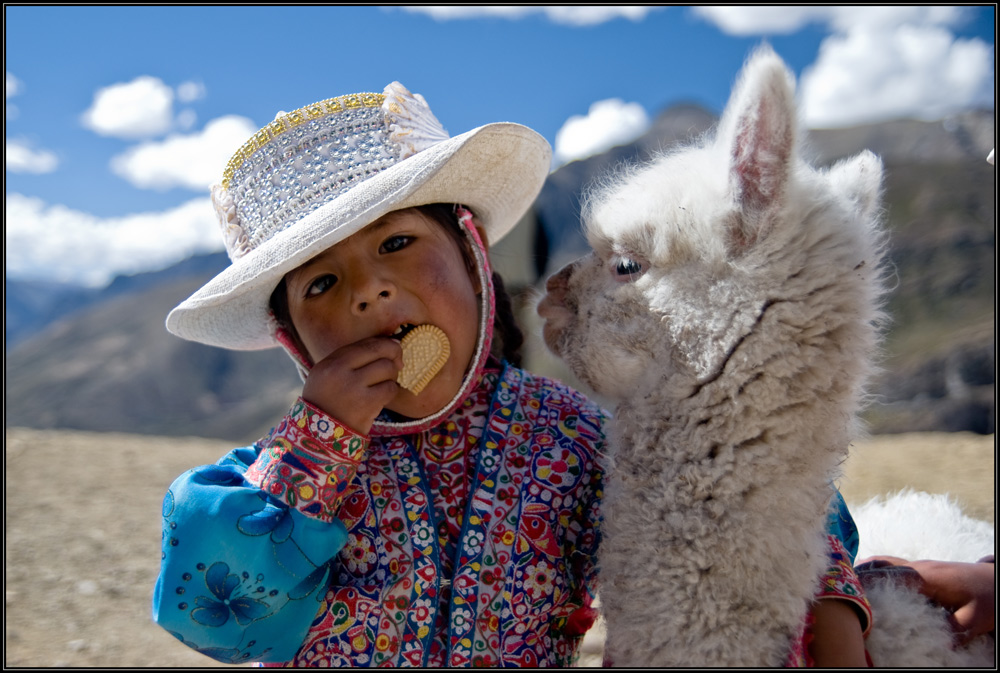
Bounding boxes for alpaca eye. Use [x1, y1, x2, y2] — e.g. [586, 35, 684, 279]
[614, 257, 644, 281]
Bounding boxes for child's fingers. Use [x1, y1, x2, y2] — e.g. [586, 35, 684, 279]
[854, 555, 910, 569]
[354, 355, 404, 390]
[321, 336, 403, 372]
[855, 556, 922, 590]
[301, 337, 403, 433]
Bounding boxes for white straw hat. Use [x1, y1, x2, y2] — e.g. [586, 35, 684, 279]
[166, 82, 552, 350]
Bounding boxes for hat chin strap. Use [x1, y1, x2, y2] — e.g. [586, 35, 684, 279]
[371, 205, 496, 437]
[272, 206, 497, 438]
[274, 323, 312, 383]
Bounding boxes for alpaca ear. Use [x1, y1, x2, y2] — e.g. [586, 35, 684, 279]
[719, 46, 797, 253]
[827, 150, 884, 223]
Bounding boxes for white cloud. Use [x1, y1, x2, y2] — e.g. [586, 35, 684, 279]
[176, 80, 206, 103]
[7, 71, 22, 119]
[6, 71, 22, 98]
[822, 6, 970, 33]
[691, 6, 970, 36]
[81, 76, 176, 139]
[554, 98, 650, 164]
[5, 192, 223, 287]
[691, 6, 829, 36]
[5, 138, 59, 174]
[692, 6, 993, 128]
[801, 25, 994, 127]
[81, 77, 216, 139]
[110, 115, 257, 191]
[176, 108, 198, 131]
[402, 5, 659, 26]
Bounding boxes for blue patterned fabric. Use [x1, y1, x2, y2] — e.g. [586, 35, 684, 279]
[153, 446, 348, 663]
[826, 489, 860, 563]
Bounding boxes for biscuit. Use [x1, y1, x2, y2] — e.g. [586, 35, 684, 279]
[397, 324, 451, 394]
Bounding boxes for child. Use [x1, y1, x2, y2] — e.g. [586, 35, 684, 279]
[155, 83, 607, 667]
[153, 82, 914, 666]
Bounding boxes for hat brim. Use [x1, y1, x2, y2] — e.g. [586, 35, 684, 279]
[166, 122, 551, 350]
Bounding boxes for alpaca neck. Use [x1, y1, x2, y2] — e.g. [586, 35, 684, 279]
[612, 365, 850, 506]
[599, 363, 850, 665]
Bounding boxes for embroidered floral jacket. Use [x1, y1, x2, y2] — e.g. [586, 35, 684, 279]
[154, 363, 608, 666]
[153, 361, 868, 667]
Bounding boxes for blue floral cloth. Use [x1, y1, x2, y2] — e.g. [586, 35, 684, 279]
[153, 446, 348, 663]
[826, 489, 860, 563]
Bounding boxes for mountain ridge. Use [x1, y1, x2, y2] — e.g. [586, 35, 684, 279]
[5, 105, 994, 439]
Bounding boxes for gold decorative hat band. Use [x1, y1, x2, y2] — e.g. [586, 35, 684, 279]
[220, 93, 386, 190]
[212, 85, 450, 261]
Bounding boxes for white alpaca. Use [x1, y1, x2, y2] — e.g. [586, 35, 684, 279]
[538, 46, 994, 667]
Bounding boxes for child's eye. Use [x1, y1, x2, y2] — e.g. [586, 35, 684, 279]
[306, 274, 337, 297]
[613, 257, 645, 282]
[380, 235, 413, 253]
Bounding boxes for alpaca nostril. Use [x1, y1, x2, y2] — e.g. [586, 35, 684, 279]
[546, 269, 570, 293]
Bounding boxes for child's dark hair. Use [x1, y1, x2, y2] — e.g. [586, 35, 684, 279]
[269, 203, 524, 368]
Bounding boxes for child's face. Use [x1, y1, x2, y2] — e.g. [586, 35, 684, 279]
[284, 207, 481, 419]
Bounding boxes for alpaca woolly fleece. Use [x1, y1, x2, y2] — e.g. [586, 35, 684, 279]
[538, 45, 993, 667]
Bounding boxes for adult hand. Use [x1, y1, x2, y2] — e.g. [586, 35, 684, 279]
[855, 555, 995, 645]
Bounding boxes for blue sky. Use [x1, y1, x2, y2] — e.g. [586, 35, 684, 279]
[5, 6, 995, 287]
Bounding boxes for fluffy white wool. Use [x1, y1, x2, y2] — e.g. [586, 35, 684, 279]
[854, 489, 994, 563]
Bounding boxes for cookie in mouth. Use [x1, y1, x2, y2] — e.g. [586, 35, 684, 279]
[396, 324, 451, 394]
[391, 323, 418, 340]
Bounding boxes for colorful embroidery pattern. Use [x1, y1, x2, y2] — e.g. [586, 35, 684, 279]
[245, 399, 367, 522]
[284, 364, 608, 667]
[816, 535, 873, 636]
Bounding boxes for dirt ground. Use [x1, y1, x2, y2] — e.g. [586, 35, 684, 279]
[4, 427, 994, 667]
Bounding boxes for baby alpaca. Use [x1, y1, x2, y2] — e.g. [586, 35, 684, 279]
[539, 46, 993, 666]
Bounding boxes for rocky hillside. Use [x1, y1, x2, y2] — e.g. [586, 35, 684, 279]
[5, 268, 302, 444]
[4, 107, 994, 440]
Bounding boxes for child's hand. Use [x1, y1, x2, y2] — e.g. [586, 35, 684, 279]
[856, 555, 996, 645]
[302, 336, 403, 435]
